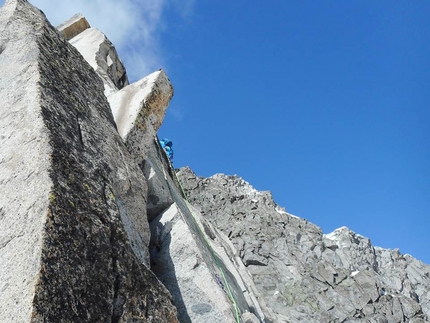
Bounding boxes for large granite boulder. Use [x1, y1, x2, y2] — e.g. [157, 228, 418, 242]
[108, 70, 174, 165]
[0, 0, 177, 322]
[57, 13, 90, 41]
[64, 15, 129, 96]
[177, 167, 430, 322]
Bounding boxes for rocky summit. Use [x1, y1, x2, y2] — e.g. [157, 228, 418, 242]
[177, 168, 430, 322]
[0, 1, 428, 322]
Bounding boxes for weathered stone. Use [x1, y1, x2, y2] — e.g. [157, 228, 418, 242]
[67, 22, 129, 95]
[0, 0, 177, 321]
[57, 13, 90, 40]
[177, 166, 430, 322]
[150, 203, 235, 323]
[3, 1, 430, 322]
[352, 270, 380, 303]
[146, 141, 277, 322]
[143, 140, 174, 221]
[392, 296, 405, 322]
[401, 297, 423, 319]
[0, 2, 50, 321]
[108, 70, 173, 164]
[241, 312, 261, 323]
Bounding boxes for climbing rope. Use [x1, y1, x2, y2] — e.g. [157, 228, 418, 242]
[183, 199, 241, 323]
[155, 137, 241, 322]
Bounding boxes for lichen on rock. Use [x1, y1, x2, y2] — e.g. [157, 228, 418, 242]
[0, 0, 178, 322]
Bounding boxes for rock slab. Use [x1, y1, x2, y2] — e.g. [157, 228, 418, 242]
[68, 23, 129, 95]
[57, 13, 90, 40]
[0, 1, 177, 322]
[108, 70, 174, 165]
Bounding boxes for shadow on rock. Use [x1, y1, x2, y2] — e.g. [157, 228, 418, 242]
[150, 216, 192, 323]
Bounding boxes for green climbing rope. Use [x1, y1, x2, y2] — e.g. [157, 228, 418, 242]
[155, 136, 241, 322]
[174, 171, 241, 323]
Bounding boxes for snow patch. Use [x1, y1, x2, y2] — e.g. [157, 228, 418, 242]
[276, 206, 299, 219]
[351, 271, 360, 277]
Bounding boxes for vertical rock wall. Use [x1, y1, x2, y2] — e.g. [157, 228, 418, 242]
[108, 70, 174, 166]
[145, 142, 278, 323]
[0, 0, 52, 321]
[0, 0, 177, 322]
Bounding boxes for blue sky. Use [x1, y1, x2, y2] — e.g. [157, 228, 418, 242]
[158, 1, 430, 264]
[13, 1, 430, 264]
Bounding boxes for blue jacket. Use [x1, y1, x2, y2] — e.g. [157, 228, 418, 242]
[160, 138, 174, 161]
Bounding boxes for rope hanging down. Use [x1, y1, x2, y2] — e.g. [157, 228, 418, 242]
[183, 199, 241, 323]
[156, 137, 241, 322]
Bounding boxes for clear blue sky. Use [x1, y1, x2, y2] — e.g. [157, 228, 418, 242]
[160, 1, 430, 265]
[14, 1, 430, 264]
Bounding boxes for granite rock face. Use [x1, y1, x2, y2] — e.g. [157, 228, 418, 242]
[0, 0, 177, 322]
[108, 70, 174, 165]
[57, 13, 90, 40]
[145, 140, 272, 323]
[3, 1, 430, 323]
[66, 16, 174, 167]
[67, 19, 129, 95]
[177, 167, 430, 322]
[143, 140, 175, 220]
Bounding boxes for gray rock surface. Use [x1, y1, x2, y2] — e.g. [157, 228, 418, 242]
[0, 1, 51, 320]
[67, 21, 129, 95]
[144, 140, 174, 220]
[3, 1, 430, 323]
[177, 167, 430, 322]
[108, 70, 174, 165]
[0, 0, 177, 321]
[57, 13, 90, 40]
[145, 140, 278, 322]
[146, 141, 243, 322]
[150, 203, 235, 323]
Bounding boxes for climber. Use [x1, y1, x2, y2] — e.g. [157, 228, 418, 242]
[160, 138, 174, 162]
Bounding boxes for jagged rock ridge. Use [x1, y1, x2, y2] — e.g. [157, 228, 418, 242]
[62, 9, 265, 322]
[1, 1, 430, 323]
[177, 167, 430, 322]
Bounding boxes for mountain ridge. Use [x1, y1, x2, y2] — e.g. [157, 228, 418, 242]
[0, 1, 428, 322]
[176, 167, 430, 322]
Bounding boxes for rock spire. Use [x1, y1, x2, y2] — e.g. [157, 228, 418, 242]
[0, 0, 177, 321]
